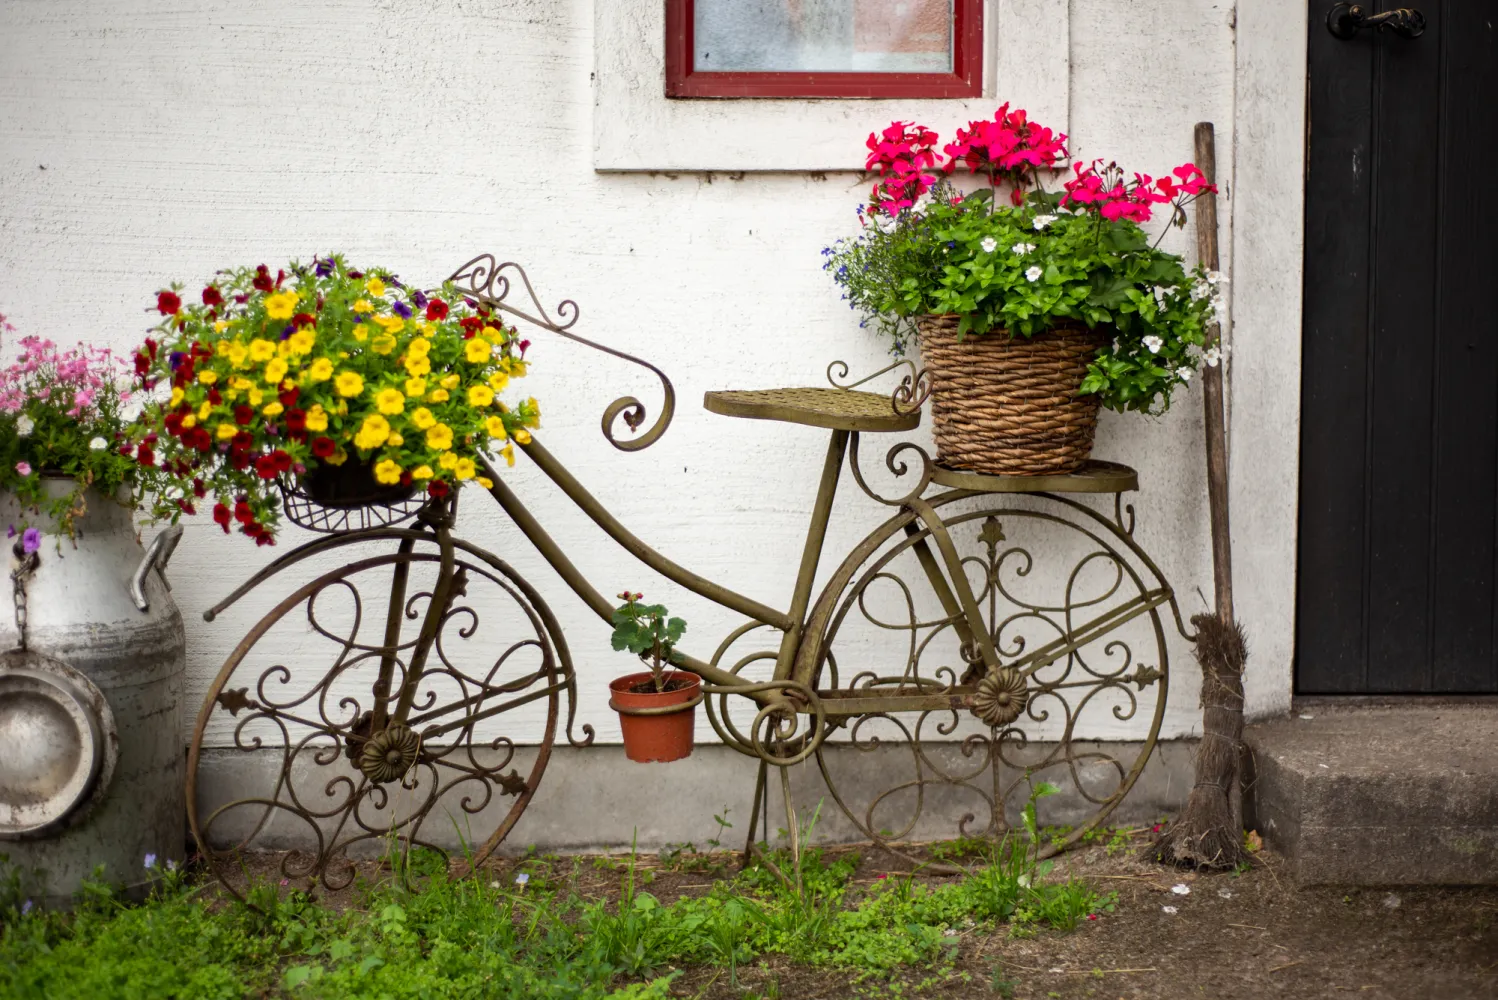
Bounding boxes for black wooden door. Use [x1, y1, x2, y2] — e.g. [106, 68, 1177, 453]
[1298, 2, 1498, 694]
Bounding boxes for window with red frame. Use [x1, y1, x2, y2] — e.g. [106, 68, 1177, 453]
[665, 0, 983, 99]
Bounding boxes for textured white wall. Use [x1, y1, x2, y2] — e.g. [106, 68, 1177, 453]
[0, 0, 1266, 752]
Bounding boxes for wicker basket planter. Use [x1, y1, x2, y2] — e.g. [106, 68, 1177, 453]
[916, 315, 1108, 476]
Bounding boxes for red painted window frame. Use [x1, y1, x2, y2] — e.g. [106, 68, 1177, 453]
[665, 0, 983, 99]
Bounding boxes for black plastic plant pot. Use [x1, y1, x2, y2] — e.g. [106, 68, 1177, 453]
[299, 458, 416, 509]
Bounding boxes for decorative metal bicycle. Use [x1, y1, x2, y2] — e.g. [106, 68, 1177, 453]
[186, 255, 1188, 893]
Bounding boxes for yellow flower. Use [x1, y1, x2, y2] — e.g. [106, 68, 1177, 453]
[411, 407, 436, 429]
[375, 387, 404, 415]
[169, 387, 185, 408]
[198, 370, 218, 385]
[407, 337, 431, 358]
[248, 388, 264, 406]
[288, 328, 316, 355]
[481, 326, 502, 342]
[464, 338, 491, 364]
[355, 414, 390, 450]
[438, 450, 459, 470]
[366, 277, 386, 298]
[351, 324, 368, 342]
[476, 476, 493, 489]
[487, 372, 509, 393]
[216, 423, 237, 440]
[387, 433, 403, 447]
[501, 444, 515, 467]
[181, 414, 197, 429]
[264, 358, 288, 385]
[263, 401, 284, 417]
[307, 357, 334, 382]
[232, 377, 253, 392]
[427, 388, 449, 403]
[514, 429, 532, 445]
[467, 384, 495, 408]
[373, 458, 401, 484]
[227, 342, 249, 367]
[371, 333, 397, 355]
[277, 340, 294, 360]
[353, 299, 372, 313]
[454, 457, 476, 481]
[410, 464, 434, 480]
[197, 401, 212, 421]
[249, 339, 276, 362]
[484, 415, 507, 440]
[403, 354, 430, 377]
[404, 377, 427, 397]
[213, 320, 229, 334]
[335, 371, 364, 397]
[264, 290, 298, 320]
[440, 373, 461, 390]
[373, 315, 403, 334]
[420, 322, 436, 336]
[325, 446, 347, 467]
[426, 424, 454, 451]
[305, 406, 328, 432]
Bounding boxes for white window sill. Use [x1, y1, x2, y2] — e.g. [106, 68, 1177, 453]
[593, 0, 1070, 172]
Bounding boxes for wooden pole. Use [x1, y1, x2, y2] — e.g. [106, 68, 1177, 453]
[1194, 122, 1234, 626]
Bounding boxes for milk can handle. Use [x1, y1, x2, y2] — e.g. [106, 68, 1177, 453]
[129, 525, 183, 613]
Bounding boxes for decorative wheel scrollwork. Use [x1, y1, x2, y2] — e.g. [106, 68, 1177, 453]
[186, 532, 587, 897]
[972, 667, 1029, 727]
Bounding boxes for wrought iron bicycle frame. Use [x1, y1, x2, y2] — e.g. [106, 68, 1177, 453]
[187, 254, 1188, 890]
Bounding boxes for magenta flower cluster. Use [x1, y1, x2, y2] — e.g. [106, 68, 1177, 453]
[0, 333, 128, 421]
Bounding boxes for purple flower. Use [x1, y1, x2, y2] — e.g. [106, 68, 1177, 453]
[386, 274, 404, 289]
[5, 525, 14, 538]
[314, 258, 334, 277]
[410, 289, 428, 309]
[21, 899, 32, 916]
[167, 351, 185, 370]
[144, 853, 157, 870]
[280, 325, 295, 340]
[21, 528, 40, 554]
[391, 301, 412, 319]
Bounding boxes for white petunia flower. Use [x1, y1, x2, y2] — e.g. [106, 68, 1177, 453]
[1012, 242, 1036, 256]
[1033, 214, 1057, 230]
[980, 237, 998, 253]
[1025, 265, 1043, 282]
[1142, 335, 1164, 354]
[16, 415, 34, 437]
[89, 436, 108, 450]
[1176, 367, 1192, 383]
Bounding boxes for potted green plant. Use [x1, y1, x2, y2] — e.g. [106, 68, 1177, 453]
[824, 105, 1226, 476]
[128, 255, 541, 543]
[607, 592, 699, 763]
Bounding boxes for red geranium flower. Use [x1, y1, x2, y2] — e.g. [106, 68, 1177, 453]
[310, 436, 335, 458]
[202, 286, 223, 307]
[156, 291, 181, 315]
[425, 300, 449, 322]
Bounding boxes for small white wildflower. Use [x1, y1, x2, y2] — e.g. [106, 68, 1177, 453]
[1017, 874, 1031, 888]
[490, 880, 501, 889]
[942, 928, 958, 937]
[1142, 335, 1164, 354]
[515, 872, 530, 888]
[88, 436, 107, 450]
[1202, 346, 1222, 368]
[1162, 905, 1179, 915]
[1190, 279, 1211, 301]
[1211, 301, 1229, 326]
[1011, 242, 1036, 256]
[166, 859, 177, 872]
[16, 415, 34, 437]
[980, 237, 998, 253]
[1176, 367, 1192, 383]
[1383, 893, 1401, 910]
[1171, 883, 1191, 895]
[1025, 265, 1043, 282]
[1217, 888, 1234, 899]
[1033, 214, 1057, 230]
[1206, 270, 1228, 285]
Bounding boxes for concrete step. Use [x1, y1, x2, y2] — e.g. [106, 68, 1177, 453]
[1244, 703, 1498, 885]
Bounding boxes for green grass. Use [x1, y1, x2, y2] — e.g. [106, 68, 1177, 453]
[1, 815, 1107, 999]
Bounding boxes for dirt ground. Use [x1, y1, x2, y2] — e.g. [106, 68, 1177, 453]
[226, 837, 1498, 1000]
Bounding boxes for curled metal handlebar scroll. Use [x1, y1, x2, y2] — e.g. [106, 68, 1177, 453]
[447, 255, 676, 452]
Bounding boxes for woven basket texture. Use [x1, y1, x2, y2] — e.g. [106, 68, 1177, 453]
[916, 315, 1108, 476]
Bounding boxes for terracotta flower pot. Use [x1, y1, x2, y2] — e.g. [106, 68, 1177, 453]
[608, 670, 701, 763]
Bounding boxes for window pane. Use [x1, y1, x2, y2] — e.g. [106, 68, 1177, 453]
[694, 0, 954, 74]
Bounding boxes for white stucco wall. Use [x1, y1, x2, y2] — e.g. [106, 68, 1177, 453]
[0, 0, 1290, 759]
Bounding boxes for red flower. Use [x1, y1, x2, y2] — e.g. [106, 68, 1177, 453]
[192, 478, 207, 498]
[212, 502, 231, 533]
[271, 449, 292, 473]
[137, 444, 156, 467]
[310, 436, 335, 458]
[278, 386, 300, 408]
[284, 408, 306, 433]
[254, 455, 279, 480]
[177, 499, 196, 516]
[292, 312, 316, 328]
[156, 291, 181, 315]
[207, 387, 223, 405]
[233, 430, 253, 449]
[234, 405, 254, 425]
[191, 427, 214, 452]
[202, 286, 223, 307]
[425, 300, 449, 322]
[163, 411, 185, 436]
[233, 500, 253, 524]
[251, 265, 274, 292]
[427, 479, 450, 498]
[230, 449, 250, 470]
[134, 352, 151, 377]
[459, 316, 483, 338]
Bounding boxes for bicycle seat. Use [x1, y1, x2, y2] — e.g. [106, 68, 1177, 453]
[703, 387, 920, 433]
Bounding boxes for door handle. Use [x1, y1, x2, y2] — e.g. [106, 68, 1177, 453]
[1327, 4, 1426, 40]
